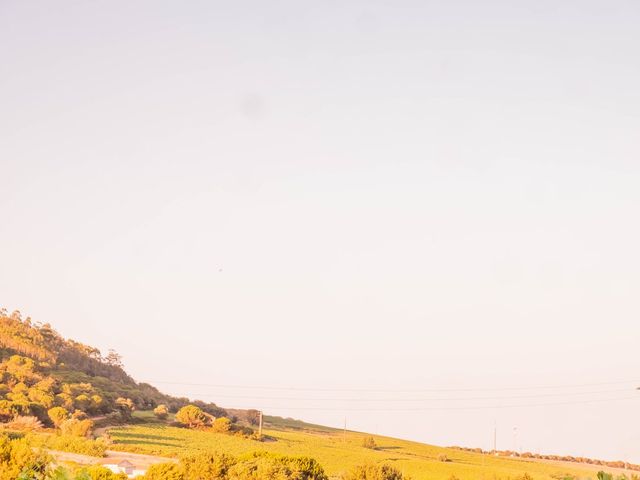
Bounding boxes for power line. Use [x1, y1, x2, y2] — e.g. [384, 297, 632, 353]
[146, 379, 637, 393]
[249, 395, 639, 412]
[180, 388, 632, 402]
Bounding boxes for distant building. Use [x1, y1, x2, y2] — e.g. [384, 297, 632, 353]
[101, 458, 146, 478]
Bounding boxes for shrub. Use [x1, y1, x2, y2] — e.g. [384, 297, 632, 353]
[231, 452, 328, 480]
[0, 434, 52, 479]
[180, 451, 236, 479]
[25, 432, 107, 457]
[342, 463, 405, 480]
[176, 405, 208, 428]
[48, 406, 69, 427]
[144, 462, 184, 480]
[75, 464, 127, 479]
[115, 397, 134, 421]
[5, 415, 43, 431]
[362, 436, 377, 449]
[234, 426, 255, 437]
[72, 409, 89, 420]
[60, 418, 94, 437]
[153, 404, 169, 420]
[212, 417, 232, 433]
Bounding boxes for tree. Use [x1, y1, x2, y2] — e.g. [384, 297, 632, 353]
[153, 404, 169, 420]
[175, 405, 208, 428]
[47, 406, 69, 428]
[104, 349, 123, 368]
[75, 394, 91, 411]
[115, 397, 134, 421]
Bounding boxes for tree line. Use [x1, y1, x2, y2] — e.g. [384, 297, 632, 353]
[0, 309, 226, 428]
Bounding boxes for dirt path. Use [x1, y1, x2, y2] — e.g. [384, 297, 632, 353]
[48, 449, 177, 468]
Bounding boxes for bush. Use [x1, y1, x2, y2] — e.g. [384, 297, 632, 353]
[153, 404, 169, 420]
[231, 452, 328, 480]
[26, 433, 107, 457]
[115, 397, 134, 421]
[180, 451, 236, 479]
[342, 463, 406, 480]
[48, 406, 69, 427]
[212, 417, 232, 433]
[0, 434, 52, 479]
[176, 405, 208, 428]
[60, 418, 94, 437]
[5, 415, 43, 431]
[143, 462, 184, 480]
[72, 409, 89, 420]
[362, 436, 377, 449]
[75, 464, 127, 479]
[175, 451, 327, 480]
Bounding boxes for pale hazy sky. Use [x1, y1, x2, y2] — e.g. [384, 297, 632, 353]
[2, 0, 640, 463]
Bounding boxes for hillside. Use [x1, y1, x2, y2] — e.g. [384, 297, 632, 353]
[1, 308, 636, 480]
[0, 309, 226, 425]
[104, 412, 633, 480]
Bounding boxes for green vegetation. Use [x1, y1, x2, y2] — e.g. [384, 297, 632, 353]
[3, 308, 638, 480]
[105, 415, 626, 480]
[362, 436, 377, 450]
[0, 432, 120, 479]
[176, 405, 210, 428]
[0, 309, 226, 427]
[28, 432, 108, 457]
[142, 451, 327, 480]
[342, 463, 404, 480]
[153, 404, 168, 420]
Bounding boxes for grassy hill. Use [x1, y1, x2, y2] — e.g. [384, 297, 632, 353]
[0, 309, 226, 424]
[104, 412, 626, 480]
[1, 308, 635, 480]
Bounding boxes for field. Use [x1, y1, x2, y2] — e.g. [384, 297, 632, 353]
[104, 413, 611, 480]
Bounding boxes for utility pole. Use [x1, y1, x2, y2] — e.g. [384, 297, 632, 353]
[493, 421, 497, 454]
[343, 417, 347, 443]
[258, 410, 263, 437]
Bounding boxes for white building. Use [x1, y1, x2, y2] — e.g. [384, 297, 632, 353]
[103, 459, 147, 478]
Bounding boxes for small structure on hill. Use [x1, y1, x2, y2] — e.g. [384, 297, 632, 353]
[101, 458, 146, 478]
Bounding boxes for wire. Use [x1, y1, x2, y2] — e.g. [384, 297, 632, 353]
[251, 395, 640, 412]
[147, 379, 638, 393]
[176, 388, 633, 402]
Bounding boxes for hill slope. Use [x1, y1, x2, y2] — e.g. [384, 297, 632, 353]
[0, 308, 226, 424]
[1, 308, 634, 480]
[105, 413, 630, 480]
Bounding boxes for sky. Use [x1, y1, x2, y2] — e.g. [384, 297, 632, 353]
[2, 0, 640, 463]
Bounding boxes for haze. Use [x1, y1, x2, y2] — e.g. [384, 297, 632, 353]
[2, 0, 639, 463]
